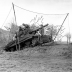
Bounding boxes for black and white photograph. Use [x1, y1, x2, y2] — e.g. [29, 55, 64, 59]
[0, 0, 72, 72]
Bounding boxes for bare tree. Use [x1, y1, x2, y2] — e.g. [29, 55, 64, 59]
[45, 25, 65, 41]
[4, 21, 18, 42]
[56, 25, 65, 41]
[65, 33, 71, 44]
[45, 25, 57, 39]
[10, 23, 18, 34]
[30, 15, 44, 26]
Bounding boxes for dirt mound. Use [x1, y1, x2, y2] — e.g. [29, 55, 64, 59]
[0, 44, 71, 72]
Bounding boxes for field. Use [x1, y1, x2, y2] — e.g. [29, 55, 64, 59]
[0, 44, 72, 72]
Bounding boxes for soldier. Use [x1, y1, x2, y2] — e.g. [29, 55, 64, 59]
[19, 26, 23, 32]
[22, 23, 30, 35]
[13, 34, 16, 40]
[18, 24, 26, 36]
[39, 24, 44, 36]
[22, 23, 30, 30]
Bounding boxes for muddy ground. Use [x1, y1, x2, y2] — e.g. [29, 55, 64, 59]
[0, 44, 72, 72]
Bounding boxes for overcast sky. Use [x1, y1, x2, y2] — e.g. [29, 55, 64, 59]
[0, 0, 72, 41]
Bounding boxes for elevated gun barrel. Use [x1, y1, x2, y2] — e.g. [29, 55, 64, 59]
[29, 24, 49, 34]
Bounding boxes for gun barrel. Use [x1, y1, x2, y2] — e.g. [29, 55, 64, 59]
[29, 24, 49, 34]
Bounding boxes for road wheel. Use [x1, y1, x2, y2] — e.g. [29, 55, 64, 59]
[32, 38, 38, 47]
[25, 41, 31, 47]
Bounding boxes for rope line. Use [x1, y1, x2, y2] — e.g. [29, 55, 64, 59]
[14, 4, 67, 15]
[1, 6, 12, 28]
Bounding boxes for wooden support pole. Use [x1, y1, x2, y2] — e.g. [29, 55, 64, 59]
[12, 2, 20, 51]
[16, 32, 20, 51]
[54, 13, 69, 41]
[12, 3, 17, 23]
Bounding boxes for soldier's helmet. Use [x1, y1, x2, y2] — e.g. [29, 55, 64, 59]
[20, 23, 25, 28]
[22, 23, 29, 28]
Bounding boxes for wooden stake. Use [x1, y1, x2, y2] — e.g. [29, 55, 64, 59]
[15, 32, 17, 50]
[17, 33, 20, 50]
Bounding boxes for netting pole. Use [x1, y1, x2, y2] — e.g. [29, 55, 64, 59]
[12, 2, 20, 51]
[54, 13, 69, 41]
